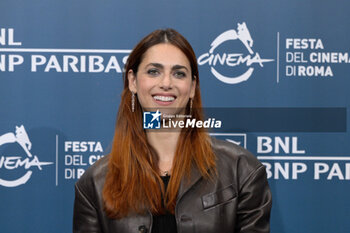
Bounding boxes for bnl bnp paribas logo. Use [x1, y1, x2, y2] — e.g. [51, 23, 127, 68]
[198, 21, 274, 84]
[143, 110, 162, 129]
[0, 125, 53, 187]
[211, 133, 247, 149]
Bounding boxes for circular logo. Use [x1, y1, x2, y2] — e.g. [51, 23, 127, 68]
[198, 22, 274, 84]
[0, 126, 52, 187]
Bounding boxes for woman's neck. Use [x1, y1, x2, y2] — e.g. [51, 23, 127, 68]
[146, 131, 180, 174]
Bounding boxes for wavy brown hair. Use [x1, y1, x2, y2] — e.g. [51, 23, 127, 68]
[103, 28, 216, 218]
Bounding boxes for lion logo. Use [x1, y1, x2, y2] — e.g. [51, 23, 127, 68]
[0, 125, 52, 187]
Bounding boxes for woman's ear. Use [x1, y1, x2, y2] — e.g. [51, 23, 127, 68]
[128, 69, 137, 93]
[190, 76, 197, 98]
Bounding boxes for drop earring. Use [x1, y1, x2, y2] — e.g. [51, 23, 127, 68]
[189, 98, 193, 116]
[131, 92, 135, 112]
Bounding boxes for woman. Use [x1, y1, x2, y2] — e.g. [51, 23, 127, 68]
[73, 28, 272, 233]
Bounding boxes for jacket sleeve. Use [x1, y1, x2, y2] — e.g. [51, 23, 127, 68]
[236, 165, 272, 233]
[73, 182, 102, 233]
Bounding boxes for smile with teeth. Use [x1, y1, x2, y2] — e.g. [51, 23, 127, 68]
[153, 95, 176, 102]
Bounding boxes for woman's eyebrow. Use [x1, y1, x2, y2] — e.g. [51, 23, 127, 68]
[172, 65, 189, 72]
[147, 63, 163, 69]
[146, 63, 189, 72]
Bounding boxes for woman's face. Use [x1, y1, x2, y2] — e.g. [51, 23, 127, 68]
[128, 43, 196, 114]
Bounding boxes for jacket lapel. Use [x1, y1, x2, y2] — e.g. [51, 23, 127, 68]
[176, 163, 202, 202]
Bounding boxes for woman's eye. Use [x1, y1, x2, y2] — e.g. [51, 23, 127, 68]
[147, 69, 159, 76]
[174, 71, 186, 78]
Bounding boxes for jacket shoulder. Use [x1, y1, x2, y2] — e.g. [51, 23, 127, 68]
[75, 155, 109, 203]
[211, 137, 264, 186]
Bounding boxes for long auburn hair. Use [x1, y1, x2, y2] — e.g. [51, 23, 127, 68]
[103, 28, 216, 218]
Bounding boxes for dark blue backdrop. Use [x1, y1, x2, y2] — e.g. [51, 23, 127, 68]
[1, 0, 349, 232]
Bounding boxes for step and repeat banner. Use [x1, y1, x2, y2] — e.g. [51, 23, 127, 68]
[1, 0, 349, 232]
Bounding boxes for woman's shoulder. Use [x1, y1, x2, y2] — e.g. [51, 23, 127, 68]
[210, 137, 264, 181]
[75, 154, 110, 194]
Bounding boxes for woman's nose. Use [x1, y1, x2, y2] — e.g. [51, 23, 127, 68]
[159, 73, 172, 90]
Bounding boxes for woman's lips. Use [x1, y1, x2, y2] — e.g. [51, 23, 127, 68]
[152, 95, 176, 106]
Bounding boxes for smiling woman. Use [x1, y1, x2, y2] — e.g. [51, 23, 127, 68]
[127, 43, 196, 113]
[73, 29, 272, 233]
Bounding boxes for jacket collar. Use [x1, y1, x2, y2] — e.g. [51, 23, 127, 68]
[177, 138, 217, 202]
[176, 162, 202, 203]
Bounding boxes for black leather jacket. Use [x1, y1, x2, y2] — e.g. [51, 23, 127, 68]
[73, 138, 272, 233]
